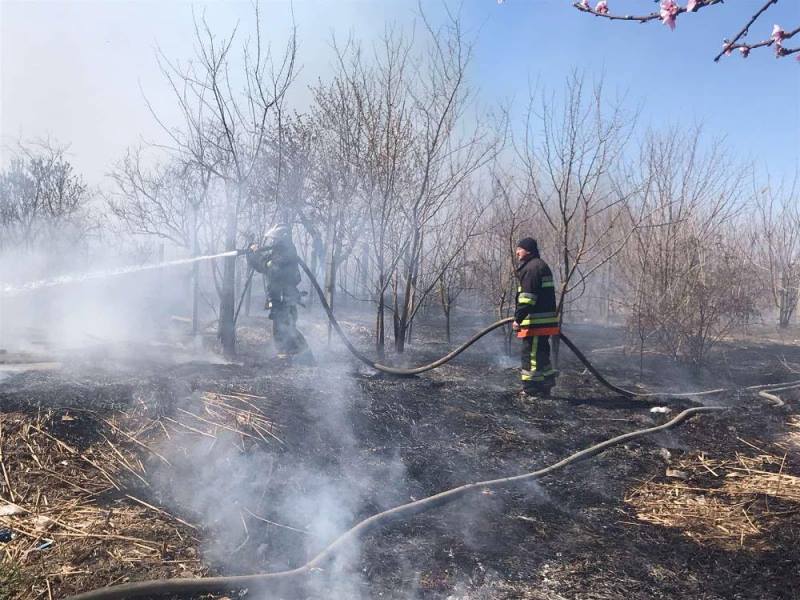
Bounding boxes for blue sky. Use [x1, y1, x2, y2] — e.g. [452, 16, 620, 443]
[1, 0, 798, 183]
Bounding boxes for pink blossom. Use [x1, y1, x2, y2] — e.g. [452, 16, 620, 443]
[579, 0, 590, 9]
[739, 46, 750, 58]
[686, 0, 699, 12]
[772, 25, 785, 44]
[660, 0, 679, 31]
[722, 42, 733, 56]
[595, 1, 609, 14]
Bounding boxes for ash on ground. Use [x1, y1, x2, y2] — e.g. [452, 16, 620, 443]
[1, 318, 799, 600]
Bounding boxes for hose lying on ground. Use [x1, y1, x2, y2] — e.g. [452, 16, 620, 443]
[758, 390, 786, 407]
[64, 406, 724, 600]
[755, 381, 800, 407]
[298, 259, 797, 402]
[298, 258, 513, 376]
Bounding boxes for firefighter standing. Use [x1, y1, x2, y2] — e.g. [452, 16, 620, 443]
[246, 225, 312, 360]
[513, 237, 559, 397]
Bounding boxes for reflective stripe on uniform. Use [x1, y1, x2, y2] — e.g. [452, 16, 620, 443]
[517, 292, 536, 305]
[522, 311, 557, 319]
[520, 369, 546, 382]
[519, 315, 560, 327]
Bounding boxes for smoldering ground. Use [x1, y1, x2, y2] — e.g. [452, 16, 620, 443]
[140, 351, 416, 599]
[2, 250, 800, 600]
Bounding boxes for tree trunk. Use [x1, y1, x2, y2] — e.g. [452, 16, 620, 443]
[440, 282, 452, 344]
[217, 190, 238, 356]
[395, 229, 421, 354]
[360, 243, 369, 299]
[376, 248, 386, 360]
[157, 243, 165, 315]
[603, 261, 611, 325]
[309, 240, 319, 307]
[324, 221, 337, 344]
[192, 206, 200, 336]
[393, 270, 402, 352]
[778, 270, 796, 329]
[244, 275, 252, 317]
[376, 288, 386, 360]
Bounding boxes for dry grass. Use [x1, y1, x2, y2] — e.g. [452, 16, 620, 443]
[785, 414, 800, 450]
[626, 442, 800, 551]
[0, 389, 280, 599]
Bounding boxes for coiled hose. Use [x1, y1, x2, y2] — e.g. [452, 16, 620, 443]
[64, 406, 724, 600]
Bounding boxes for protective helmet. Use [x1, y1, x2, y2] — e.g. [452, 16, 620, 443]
[263, 224, 291, 244]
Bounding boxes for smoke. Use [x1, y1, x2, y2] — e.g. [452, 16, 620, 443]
[0, 242, 221, 358]
[0, 223, 414, 598]
[145, 356, 410, 599]
[0, 250, 236, 297]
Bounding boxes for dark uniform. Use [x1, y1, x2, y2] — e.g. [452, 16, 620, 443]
[515, 250, 560, 395]
[246, 226, 311, 358]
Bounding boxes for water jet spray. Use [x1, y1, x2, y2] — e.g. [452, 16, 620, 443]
[0, 250, 243, 298]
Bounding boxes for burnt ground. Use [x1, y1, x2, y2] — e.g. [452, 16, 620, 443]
[1, 313, 799, 600]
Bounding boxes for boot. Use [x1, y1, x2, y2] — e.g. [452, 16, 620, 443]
[520, 383, 543, 400]
[539, 382, 555, 398]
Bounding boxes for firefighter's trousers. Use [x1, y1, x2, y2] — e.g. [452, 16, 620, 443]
[270, 303, 309, 356]
[520, 335, 557, 391]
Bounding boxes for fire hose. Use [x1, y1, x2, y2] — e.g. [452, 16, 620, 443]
[63, 254, 790, 599]
[64, 406, 724, 600]
[296, 259, 799, 402]
[298, 259, 800, 403]
[296, 258, 627, 385]
[234, 250, 795, 402]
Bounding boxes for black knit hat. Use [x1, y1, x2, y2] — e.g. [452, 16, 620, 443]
[516, 237, 539, 255]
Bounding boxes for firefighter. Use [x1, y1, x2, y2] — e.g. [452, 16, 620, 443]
[246, 225, 312, 360]
[513, 237, 559, 398]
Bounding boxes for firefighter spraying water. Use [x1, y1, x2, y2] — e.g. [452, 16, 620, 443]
[244, 225, 313, 363]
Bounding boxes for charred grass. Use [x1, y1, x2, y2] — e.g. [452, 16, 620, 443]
[1, 321, 799, 599]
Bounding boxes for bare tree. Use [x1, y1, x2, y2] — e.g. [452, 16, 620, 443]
[110, 151, 198, 249]
[148, 5, 297, 354]
[519, 73, 639, 363]
[750, 173, 800, 328]
[109, 152, 215, 333]
[0, 140, 91, 253]
[334, 30, 414, 358]
[469, 171, 536, 355]
[621, 127, 754, 364]
[429, 197, 487, 343]
[389, 11, 499, 353]
[305, 63, 370, 339]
